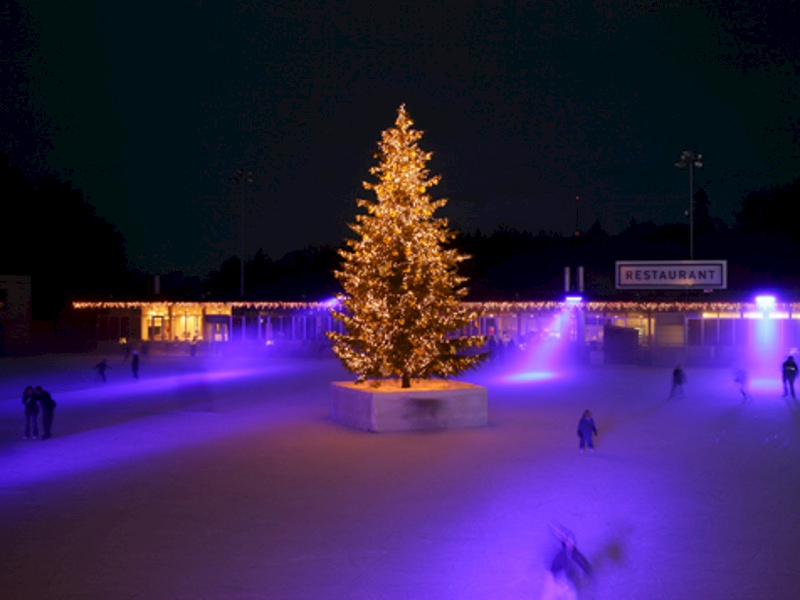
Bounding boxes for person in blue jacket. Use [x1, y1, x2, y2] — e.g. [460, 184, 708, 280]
[577, 410, 597, 454]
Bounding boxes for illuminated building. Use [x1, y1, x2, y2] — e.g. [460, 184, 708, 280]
[70, 297, 800, 367]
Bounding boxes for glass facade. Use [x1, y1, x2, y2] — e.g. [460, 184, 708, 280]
[72, 300, 800, 365]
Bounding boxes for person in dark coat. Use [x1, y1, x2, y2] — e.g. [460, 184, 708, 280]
[131, 350, 140, 379]
[782, 355, 798, 399]
[34, 386, 56, 440]
[94, 359, 110, 383]
[669, 364, 686, 399]
[577, 410, 598, 454]
[22, 385, 39, 439]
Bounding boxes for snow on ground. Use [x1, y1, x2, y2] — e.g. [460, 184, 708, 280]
[1, 350, 799, 599]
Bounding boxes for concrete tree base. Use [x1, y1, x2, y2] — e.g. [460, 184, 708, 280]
[330, 380, 488, 432]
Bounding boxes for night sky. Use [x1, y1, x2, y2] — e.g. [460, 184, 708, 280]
[4, 1, 798, 277]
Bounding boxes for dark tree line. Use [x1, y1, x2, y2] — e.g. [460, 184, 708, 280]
[454, 180, 800, 302]
[0, 153, 133, 322]
[183, 179, 800, 304]
[4, 148, 800, 320]
[196, 245, 341, 301]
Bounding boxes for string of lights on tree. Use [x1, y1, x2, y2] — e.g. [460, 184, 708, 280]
[326, 105, 487, 388]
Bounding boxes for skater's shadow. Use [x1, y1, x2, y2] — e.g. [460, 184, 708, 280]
[592, 539, 625, 571]
[590, 525, 631, 577]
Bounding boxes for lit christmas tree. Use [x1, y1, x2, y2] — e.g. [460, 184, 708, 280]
[329, 105, 487, 388]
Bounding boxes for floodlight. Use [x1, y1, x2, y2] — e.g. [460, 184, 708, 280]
[755, 295, 776, 311]
[320, 296, 340, 308]
[675, 149, 703, 259]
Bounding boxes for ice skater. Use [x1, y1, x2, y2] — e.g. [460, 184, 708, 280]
[94, 359, 110, 383]
[782, 355, 797, 399]
[577, 410, 597, 454]
[541, 523, 592, 600]
[131, 350, 140, 379]
[733, 367, 750, 402]
[33, 386, 56, 440]
[22, 385, 39, 440]
[669, 364, 686, 399]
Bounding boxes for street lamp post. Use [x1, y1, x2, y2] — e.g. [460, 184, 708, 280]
[229, 169, 253, 298]
[674, 150, 703, 260]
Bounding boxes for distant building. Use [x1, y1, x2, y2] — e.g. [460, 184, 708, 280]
[71, 297, 800, 367]
[0, 275, 32, 355]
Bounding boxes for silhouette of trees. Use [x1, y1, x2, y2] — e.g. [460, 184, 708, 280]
[7, 142, 800, 311]
[201, 244, 340, 301]
[735, 181, 800, 242]
[0, 153, 131, 320]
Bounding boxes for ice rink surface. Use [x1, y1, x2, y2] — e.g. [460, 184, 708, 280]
[1, 351, 799, 599]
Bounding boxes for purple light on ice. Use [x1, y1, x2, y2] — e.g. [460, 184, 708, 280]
[500, 309, 574, 384]
[743, 306, 785, 392]
[505, 370, 558, 383]
[2, 357, 308, 489]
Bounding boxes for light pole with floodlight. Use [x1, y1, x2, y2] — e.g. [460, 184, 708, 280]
[229, 169, 253, 298]
[674, 150, 703, 260]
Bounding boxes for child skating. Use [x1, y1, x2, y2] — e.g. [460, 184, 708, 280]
[669, 364, 686, 399]
[577, 410, 597, 454]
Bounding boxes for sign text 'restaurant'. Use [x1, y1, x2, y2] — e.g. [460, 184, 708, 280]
[615, 261, 727, 290]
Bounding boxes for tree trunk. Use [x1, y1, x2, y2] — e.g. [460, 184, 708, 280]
[402, 373, 410, 388]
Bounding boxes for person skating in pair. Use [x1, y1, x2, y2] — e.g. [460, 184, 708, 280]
[34, 386, 57, 439]
[22, 385, 39, 439]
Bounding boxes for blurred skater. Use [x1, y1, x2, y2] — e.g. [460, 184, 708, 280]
[541, 523, 592, 600]
[94, 359, 110, 383]
[22, 385, 39, 439]
[669, 364, 686, 399]
[733, 368, 750, 401]
[577, 410, 597, 454]
[131, 350, 140, 379]
[34, 386, 56, 439]
[782, 355, 797, 399]
[551, 534, 592, 579]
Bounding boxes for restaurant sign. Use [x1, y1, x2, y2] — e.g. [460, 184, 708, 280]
[615, 260, 727, 290]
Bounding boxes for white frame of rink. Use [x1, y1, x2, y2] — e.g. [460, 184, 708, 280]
[72, 299, 800, 366]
